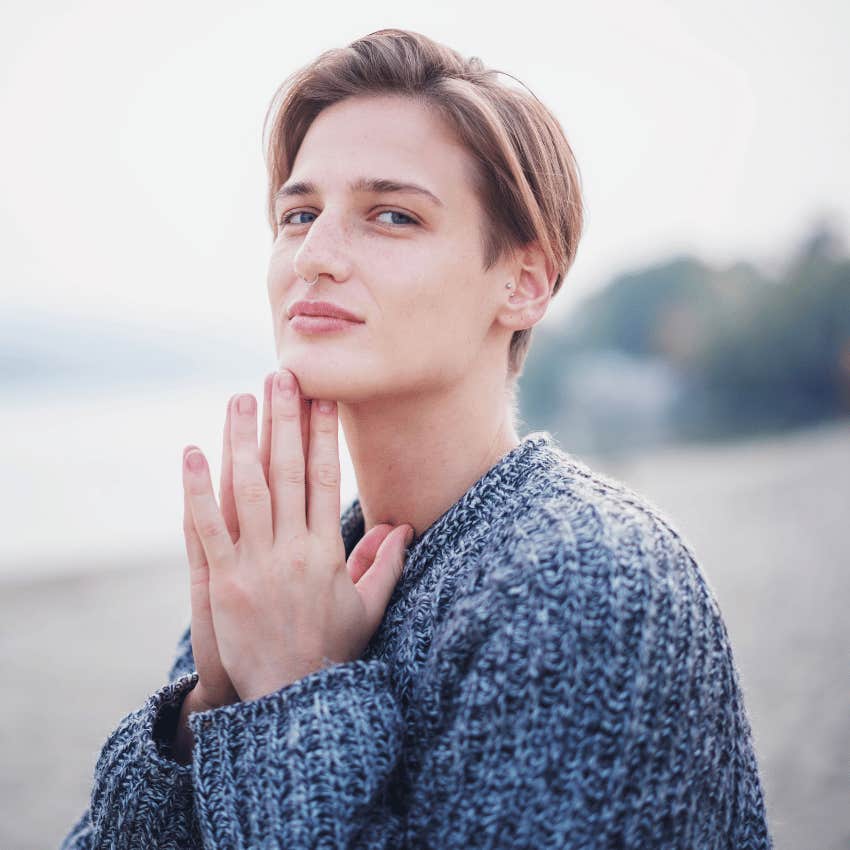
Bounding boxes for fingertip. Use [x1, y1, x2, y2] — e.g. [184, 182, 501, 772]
[185, 450, 201, 470]
[400, 524, 415, 548]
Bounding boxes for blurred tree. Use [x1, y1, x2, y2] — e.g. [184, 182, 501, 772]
[518, 220, 850, 452]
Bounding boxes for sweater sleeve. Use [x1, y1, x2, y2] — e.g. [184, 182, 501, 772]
[58, 625, 202, 850]
[404, 519, 775, 849]
[181, 656, 406, 849]
[58, 619, 409, 850]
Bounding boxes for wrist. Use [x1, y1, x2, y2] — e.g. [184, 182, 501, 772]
[171, 683, 201, 765]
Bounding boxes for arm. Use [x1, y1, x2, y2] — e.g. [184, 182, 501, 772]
[399, 525, 774, 848]
[61, 625, 407, 850]
[59, 625, 203, 850]
[183, 656, 406, 848]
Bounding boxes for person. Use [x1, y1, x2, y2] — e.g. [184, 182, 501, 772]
[60, 28, 774, 849]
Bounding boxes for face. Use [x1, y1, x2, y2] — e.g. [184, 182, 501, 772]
[267, 93, 512, 404]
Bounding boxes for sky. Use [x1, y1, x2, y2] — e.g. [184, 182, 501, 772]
[1, 0, 847, 341]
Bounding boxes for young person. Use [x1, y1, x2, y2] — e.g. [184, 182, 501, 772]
[61, 28, 773, 849]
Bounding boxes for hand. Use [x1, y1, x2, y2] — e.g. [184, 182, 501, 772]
[181, 373, 314, 711]
[182, 369, 414, 703]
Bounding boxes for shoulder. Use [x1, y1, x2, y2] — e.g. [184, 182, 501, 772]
[489, 442, 723, 637]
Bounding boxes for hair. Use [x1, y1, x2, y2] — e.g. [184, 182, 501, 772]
[262, 28, 584, 407]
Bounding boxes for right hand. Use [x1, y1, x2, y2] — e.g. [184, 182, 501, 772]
[182, 371, 314, 711]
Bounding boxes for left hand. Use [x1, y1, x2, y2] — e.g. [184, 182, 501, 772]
[182, 369, 414, 703]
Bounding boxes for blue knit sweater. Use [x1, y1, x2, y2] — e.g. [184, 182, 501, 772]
[60, 430, 773, 849]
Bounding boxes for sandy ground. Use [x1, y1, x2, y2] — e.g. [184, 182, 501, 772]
[2, 419, 848, 850]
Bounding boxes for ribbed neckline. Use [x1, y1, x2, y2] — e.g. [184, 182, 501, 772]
[340, 430, 560, 575]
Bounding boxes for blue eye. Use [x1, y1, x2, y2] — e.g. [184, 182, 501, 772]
[278, 209, 419, 228]
[375, 210, 417, 226]
[280, 210, 316, 226]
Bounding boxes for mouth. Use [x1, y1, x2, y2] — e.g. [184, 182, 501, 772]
[288, 314, 364, 334]
[286, 299, 365, 323]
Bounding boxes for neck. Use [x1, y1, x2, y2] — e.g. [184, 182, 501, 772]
[338, 366, 519, 542]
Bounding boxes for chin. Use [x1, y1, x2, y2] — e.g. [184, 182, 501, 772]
[276, 339, 395, 402]
[275, 357, 360, 404]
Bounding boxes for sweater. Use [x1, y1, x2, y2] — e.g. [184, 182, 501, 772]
[59, 430, 773, 849]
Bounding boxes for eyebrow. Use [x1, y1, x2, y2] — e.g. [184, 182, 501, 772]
[273, 177, 444, 208]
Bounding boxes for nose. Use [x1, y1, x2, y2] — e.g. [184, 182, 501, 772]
[292, 207, 353, 285]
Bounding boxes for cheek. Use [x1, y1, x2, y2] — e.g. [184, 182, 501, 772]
[378, 261, 474, 356]
[266, 245, 294, 305]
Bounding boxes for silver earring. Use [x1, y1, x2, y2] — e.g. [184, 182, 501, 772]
[506, 281, 517, 300]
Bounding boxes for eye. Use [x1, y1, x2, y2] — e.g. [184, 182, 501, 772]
[279, 210, 316, 226]
[375, 210, 418, 226]
[278, 208, 419, 228]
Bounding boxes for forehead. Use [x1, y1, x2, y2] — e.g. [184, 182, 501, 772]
[287, 94, 478, 207]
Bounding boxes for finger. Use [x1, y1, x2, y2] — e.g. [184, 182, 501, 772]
[300, 397, 311, 479]
[258, 373, 273, 486]
[182, 445, 209, 576]
[230, 394, 273, 551]
[268, 375, 310, 499]
[355, 525, 412, 631]
[184, 447, 237, 571]
[270, 370, 307, 540]
[182, 449, 216, 662]
[346, 523, 395, 583]
[263, 372, 312, 526]
[307, 396, 340, 542]
[220, 394, 240, 543]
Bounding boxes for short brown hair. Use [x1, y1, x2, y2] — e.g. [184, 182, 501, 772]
[262, 28, 584, 384]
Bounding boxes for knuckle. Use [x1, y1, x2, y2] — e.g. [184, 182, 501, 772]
[278, 461, 305, 486]
[315, 462, 340, 489]
[236, 479, 269, 504]
[282, 534, 309, 574]
[220, 574, 251, 605]
[315, 417, 337, 435]
[274, 405, 300, 422]
[198, 517, 225, 539]
[187, 562, 210, 588]
[287, 552, 309, 575]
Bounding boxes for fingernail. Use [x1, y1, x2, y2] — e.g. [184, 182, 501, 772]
[404, 526, 415, 547]
[317, 399, 335, 413]
[237, 394, 255, 415]
[186, 450, 205, 471]
[276, 370, 296, 398]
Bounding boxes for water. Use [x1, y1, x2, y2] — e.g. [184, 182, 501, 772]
[0, 379, 359, 582]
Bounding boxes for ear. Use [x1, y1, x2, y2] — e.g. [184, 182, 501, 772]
[494, 242, 557, 331]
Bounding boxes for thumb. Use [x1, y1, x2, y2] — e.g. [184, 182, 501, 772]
[356, 524, 414, 630]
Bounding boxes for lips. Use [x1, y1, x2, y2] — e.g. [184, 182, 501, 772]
[287, 300, 364, 323]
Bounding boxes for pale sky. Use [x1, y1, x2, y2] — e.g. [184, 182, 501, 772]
[1, 0, 847, 341]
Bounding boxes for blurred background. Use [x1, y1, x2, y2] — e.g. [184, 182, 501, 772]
[1, 1, 847, 848]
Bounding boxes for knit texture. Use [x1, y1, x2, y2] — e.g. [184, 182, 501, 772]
[60, 430, 773, 849]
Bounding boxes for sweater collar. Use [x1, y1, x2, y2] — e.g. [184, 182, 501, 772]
[340, 430, 559, 570]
